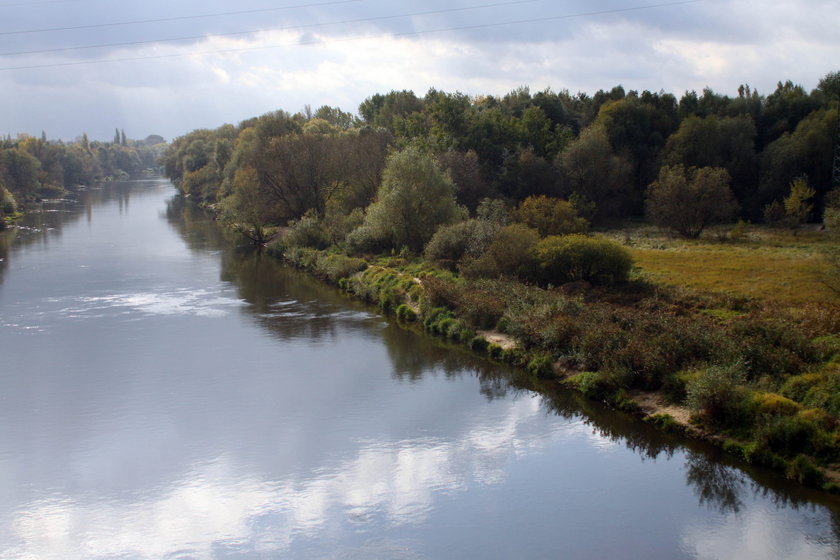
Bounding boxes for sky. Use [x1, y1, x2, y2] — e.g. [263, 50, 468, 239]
[0, 0, 837, 142]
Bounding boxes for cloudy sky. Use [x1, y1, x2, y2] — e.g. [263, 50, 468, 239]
[0, 0, 837, 141]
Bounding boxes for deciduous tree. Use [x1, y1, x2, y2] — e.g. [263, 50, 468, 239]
[646, 165, 738, 238]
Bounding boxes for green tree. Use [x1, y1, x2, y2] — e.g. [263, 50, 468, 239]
[348, 146, 462, 253]
[816, 70, 840, 103]
[663, 114, 759, 210]
[436, 149, 491, 212]
[218, 166, 280, 244]
[0, 148, 41, 200]
[595, 92, 679, 192]
[758, 108, 837, 215]
[646, 165, 739, 238]
[556, 124, 633, 222]
[824, 188, 840, 231]
[783, 176, 816, 233]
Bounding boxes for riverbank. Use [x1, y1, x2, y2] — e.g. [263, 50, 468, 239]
[265, 240, 840, 493]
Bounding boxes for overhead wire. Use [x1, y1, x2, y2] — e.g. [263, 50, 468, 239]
[0, 0, 702, 71]
[1, 0, 540, 56]
[0, 0, 87, 6]
[0, 0, 361, 35]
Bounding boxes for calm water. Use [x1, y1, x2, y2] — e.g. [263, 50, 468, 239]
[1, 178, 839, 560]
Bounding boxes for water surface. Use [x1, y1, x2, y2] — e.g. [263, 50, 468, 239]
[1, 179, 838, 559]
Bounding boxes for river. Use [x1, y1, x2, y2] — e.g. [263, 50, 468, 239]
[0, 178, 838, 559]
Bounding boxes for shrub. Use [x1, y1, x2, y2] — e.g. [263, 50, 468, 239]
[724, 313, 815, 379]
[530, 234, 632, 286]
[284, 210, 330, 249]
[569, 369, 631, 400]
[686, 363, 749, 427]
[469, 335, 489, 353]
[644, 413, 684, 433]
[755, 415, 827, 458]
[346, 223, 392, 254]
[423, 220, 479, 264]
[0, 185, 16, 215]
[501, 347, 528, 366]
[786, 455, 824, 486]
[396, 304, 418, 322]
[516, 195, 588, 236]
[315, 253, 368, 282]
[763, 200, 786, 226]
[526, 354, 554, 379]
[461, 223, 540, 279]
[752, 392, 802, 417]
[780, 367, 840, 417]
[663, 370, 700, 403]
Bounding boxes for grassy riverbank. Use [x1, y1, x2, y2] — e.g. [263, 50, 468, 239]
[267, 231, 840, 492]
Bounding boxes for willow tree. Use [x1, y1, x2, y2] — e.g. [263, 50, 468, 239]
[348, 146, 463, 253]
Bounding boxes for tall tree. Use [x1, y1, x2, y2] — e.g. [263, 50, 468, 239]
[348, 146, 462, 253]
[556, 124, 633, 222]
[646, 165, 738, 238]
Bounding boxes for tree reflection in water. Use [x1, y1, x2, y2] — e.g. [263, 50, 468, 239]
[685, 452, 746, 514]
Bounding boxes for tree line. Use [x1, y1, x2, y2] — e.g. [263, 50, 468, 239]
[0, 132, 167, 227]
[161, 71, 840, 249]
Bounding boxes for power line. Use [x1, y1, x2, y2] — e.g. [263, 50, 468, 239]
[0, 0, 702, 71]
[0, 0, 360, 36]
[0, 0, 87, 6]
[1, 0, 539, 56]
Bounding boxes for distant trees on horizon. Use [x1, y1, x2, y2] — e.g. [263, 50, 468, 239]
[160, 71, 839, 246]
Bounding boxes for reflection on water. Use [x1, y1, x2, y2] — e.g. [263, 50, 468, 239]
[1, 179, 840, 559]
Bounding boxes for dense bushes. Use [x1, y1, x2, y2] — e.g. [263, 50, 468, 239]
[530, 234, 632, 285]
[515, 195, 588, 236]
[686, 364, 750, 426]
[459, 223, 540, 279]
[275, 246, 368, 283]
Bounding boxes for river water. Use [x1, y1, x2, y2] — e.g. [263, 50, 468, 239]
[0, 178, 839, 560]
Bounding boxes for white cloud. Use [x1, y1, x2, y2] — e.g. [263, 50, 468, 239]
[0, 396, 553, 559]
[0, 0, 837, 140]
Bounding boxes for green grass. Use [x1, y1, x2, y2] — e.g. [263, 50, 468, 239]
[621, 226, 839, 306]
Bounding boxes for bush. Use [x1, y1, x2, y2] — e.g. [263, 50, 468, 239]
[755, 415, 827, 458]
[780, 367, 840, 417]
[763, 200, 786, 226]
[424, 217, 502, 267]
[568, 369, 630, 400]
[316, 253, 368, 282]
[516, 195, 588, 236]
[752, 392, 802, 417]
[686, 363, 749, 426]
[461, 223, 540, 279]
[786, 455, 824, 486]
[346, 223, 392, 255]
[530, 234, 632, 286]
[396, 304, 418, 322]
[724, 313, 815, 379]
[284, 210, 330, 249]
[526, 354, 554, 379]
[0, 185, 16, 215]
[469, 336, 489, 353]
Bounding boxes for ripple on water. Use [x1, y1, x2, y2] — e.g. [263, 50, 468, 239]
[45, 288, 245, 321]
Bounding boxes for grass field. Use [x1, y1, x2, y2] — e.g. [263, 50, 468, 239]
[617, 225, 839, 306]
